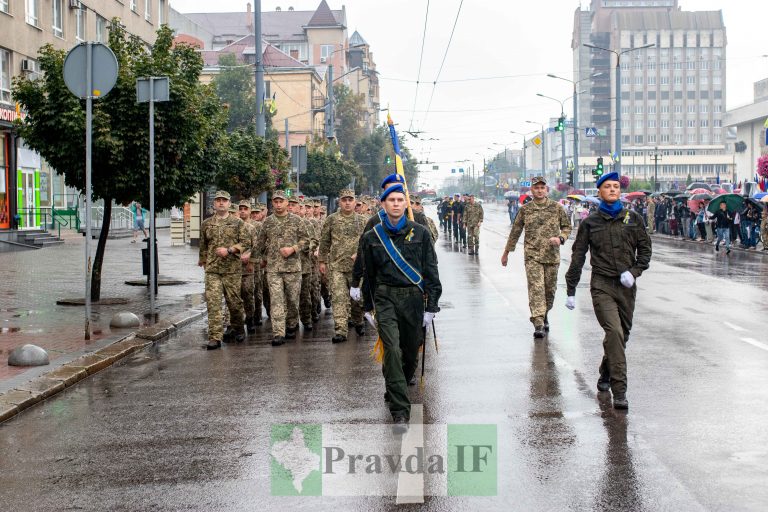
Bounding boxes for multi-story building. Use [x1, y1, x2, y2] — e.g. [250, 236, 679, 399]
[170, 1, 380, 147]
[726, 78, 768, 189]
[572, 0, 734, 189]
[1, 0, 168, 232]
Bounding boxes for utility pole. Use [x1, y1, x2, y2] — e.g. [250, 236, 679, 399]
[573, 86, 579, 176]
[254, 0, 265, 137]
[325, 65, 335, 140]
[652, 146, 661, 191]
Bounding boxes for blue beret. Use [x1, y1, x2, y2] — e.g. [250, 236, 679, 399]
[380, 173, 405, 189]
[596, 171, 620, 188]
[380, 183, 405, 201]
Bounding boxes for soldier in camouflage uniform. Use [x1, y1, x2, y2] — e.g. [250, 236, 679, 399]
[288, 197, 318, 330]
[236, 200, 259, 333]
[411, 195, 438, 243]
[307, 200, 323, 322]
[501, 177, 571, 339]
[463, 194, 484, 255]
[249, 203, 266, 326]
[319, 188, 366, 343]
[198, 191, 252, 350]
[256, 190, 310, 346]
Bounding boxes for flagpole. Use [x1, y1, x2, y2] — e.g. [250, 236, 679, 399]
[387, 112, 414, 221]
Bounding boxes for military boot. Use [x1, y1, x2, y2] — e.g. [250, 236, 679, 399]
[332, 334, 347, 344]
[246, 318, 256, 334]
[612, 393, 629, 410]
[533, 325, 546, 339]
[597, 371, 611, 392]
[543, 314, 550, 332]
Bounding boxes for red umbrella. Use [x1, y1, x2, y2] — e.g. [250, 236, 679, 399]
[689, 188, 711, 195]
[519, 194, 530, 204]
[625, 191, 647, 200]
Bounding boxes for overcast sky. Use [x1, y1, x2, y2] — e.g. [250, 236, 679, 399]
[171, 0, 768, 183]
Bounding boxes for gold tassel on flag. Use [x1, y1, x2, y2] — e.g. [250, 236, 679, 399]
[371, 337, 384, 364]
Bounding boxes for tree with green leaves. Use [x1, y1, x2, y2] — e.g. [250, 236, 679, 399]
[216, 128, 290, 199]
[301, 142, 359, 198]
[13, 23, 227, 301]
[333, 84, 367, 157]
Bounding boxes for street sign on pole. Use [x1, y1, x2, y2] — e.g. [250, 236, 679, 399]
[532, 136, 542, 148]
[137, 76, 170, 317]
[63, 42, 118, 340]
[585, 127, 598, 137]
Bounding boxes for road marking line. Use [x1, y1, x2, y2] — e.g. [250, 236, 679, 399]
[395, 403, 424, 504]
[741, 338, 768, 352]
[724, 321, 747, 332]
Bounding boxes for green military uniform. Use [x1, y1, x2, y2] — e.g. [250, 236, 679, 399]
[250, 203, 266, 324]
[308, 200, 323, 321]
[566, 189, 652, 403]
[463, 197, 484, 253]
[647, 199, 656, 233]
[294, 198, 318, 329]
[504, 183, 571, 331]
[237, 200, 259, 331]
[256, 191, 310, 340]
[761, 209, 768, 250]
[360, 216, 441, 422]
[318, 189, 366, 338]
[199, 191, 252, 344]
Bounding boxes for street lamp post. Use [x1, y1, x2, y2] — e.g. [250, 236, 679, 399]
[525, 120, 545, 182]
[510, 130, 537, 182]
[546, 72, 603, 187]
[536, 93, 567, 184]
[583, 43, 654, 175]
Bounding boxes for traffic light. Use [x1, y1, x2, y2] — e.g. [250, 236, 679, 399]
[555, 116, 565, 132]
[384, 154, 392, 165]
[593, 157, 604, 180]
[567, 170, 574, 186]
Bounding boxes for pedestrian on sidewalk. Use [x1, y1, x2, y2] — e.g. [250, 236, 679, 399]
[198, 191, 251, 350]
[713, 202, 733, 255]
[565, 172, 652, 410]
[130, 201, 149, 243]
[741, 203, 760, 249]
[501, 176, 571, 339]
[359, 184, 442, 434]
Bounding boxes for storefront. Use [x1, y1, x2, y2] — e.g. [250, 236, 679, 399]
[0, 103, 22, 231]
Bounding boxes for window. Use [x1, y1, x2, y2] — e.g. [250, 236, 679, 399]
[621, 75, 630, 85]
[688, 104, 696, 113]
[661, 61, 669, 70]
[635, 105, 643, 114]
[0, 0, 8, 14]
[76, 6, 85, 41]
[648, 134, 657, 143]
[661, 120, 670, 128]
[635, 119, 643, 129]
[701, 104, 708, 114]
[96, 15, 107, 43]
[131, 0, 137, 12]
[52, 0, 63, 37]
[648, 105, 656, 114]
[661, 105, 669, 114]
[700, 60, 710, 70]
[687, 76, 695, 86]
[158, 0, 166, 25]
[674, 75, 682, 85]
[700, 75, 708, 86]
[276, 43, 308, 62]
[321, 45, 335, 61]
[648, 76, 656, 85]
[621, 105, 629, 114]
[687, 61, 696, 70]
[622, 120, 630, 129]
[660, 76, 669, 85]
[714, 132, 721, 142]
[635, 135, 643, 144]
[648, 120, 656, 128]
[700, 120, 708, 128]
[688, 133, 696, 143]
[26, 0, 39, 26]
[674, 105, 683, 114]
[661, 134, 670, 143]
[0, 48, 10, 104]
[634, 75, 643, 86]
[648, 62, 656, 71]
[713, 75, 721, 85]
[675, 120, 683, 128]
[145, 0, 152, 21]
[714, 119, 722, 127]
[714, 104, 722, 113]
[687, 120, 696, 128]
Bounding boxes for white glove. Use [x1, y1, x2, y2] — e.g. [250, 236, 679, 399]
[349, 287, 361, 301]
[364, 312, 376, 328]
[565, 296, 576, 310]
[620, 271, 635, 288]
[422, 311, 435, 329]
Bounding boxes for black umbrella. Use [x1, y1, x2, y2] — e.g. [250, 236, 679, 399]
[672, 193, 691, 202]
[745, 197, 765, 211]
[662, 191, 684, 196]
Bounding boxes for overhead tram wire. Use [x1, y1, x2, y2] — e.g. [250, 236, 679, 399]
[408, 0, 430, 132]
[419, 0, 465, 132]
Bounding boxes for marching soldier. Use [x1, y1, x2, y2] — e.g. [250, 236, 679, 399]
[451, 193, 462, 244]
[359, 183, 442, 433]
[501, 176, 571, 339]
[762, 207, 768, 251]
[289, 198, 318, 331]
[463, 194, 484, 255]
[250, 203, 266, 325]
[307, 200, 323, 322]
[198, 190, 252, 350]
[237, 200, 259, 333]
[411, 195, 438, 243]
[319, 188, 367, 343]
[256, 190, 310, 346]
[565, 172, 652, 410]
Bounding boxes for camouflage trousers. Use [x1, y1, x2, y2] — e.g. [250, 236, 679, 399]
[241, 272, 255, 321]
[311, 265, 322, 319]
[329, 270, 363, 335]
[524, 259, 559, 327]
[254, 267, 264, 320]
[266, 271, 302, 337]
[466, 223, 480, 248]
[320, 273, 331, 308]
[261, 269, 271, 318]
[205, 272, 244, 342]
[300, 272, 313, 326]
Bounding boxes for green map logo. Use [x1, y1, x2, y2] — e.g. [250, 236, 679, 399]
[270, 424, 322, 496]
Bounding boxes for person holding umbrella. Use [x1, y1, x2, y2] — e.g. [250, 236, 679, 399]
[712, 201, 733, 254]
[564, 172, 652, 410]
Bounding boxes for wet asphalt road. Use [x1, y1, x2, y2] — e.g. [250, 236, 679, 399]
[1, 205, 767, 511]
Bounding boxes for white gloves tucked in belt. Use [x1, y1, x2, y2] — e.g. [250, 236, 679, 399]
[349, 287, 361, 301]
[620, 271, 635, 288]
[565, 296, 576, 310]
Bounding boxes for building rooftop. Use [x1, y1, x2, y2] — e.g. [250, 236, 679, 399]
[349, 30, 368, 47]
[614, 10, 725, 31]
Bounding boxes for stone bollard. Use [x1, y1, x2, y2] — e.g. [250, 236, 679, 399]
[8, 344, 50, 367]
[110, 312, 141, 328]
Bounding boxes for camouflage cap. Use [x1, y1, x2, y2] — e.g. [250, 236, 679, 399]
[531, 176, 547, 186]
[339, 188, 355, 199]
[272, 190, 288, 200]
[238, 199, 251, 209]
[251, 203, 263, 212]
[214, 190, 230, 200]
[410, 194, 420, 203]
[288, 195, 299, 204]
[228, 205, 237, 213]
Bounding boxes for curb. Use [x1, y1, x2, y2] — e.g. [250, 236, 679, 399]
[0, 309, 206, 424]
